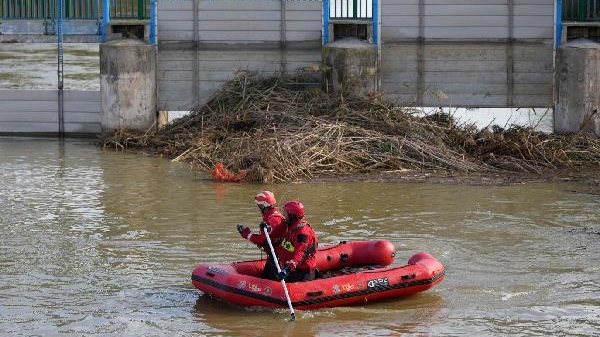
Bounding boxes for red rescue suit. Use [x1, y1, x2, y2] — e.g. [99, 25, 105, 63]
[246, 207, 287, 280]
[278, 219, 318, 282]
[248, 207, 287, 251]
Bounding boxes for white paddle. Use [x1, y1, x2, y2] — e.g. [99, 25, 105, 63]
[263, 226, 296, 322]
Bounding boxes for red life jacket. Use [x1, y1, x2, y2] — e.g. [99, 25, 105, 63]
[279, 219, 318, 270]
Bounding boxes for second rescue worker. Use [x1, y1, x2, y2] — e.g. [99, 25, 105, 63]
[276, 201, 319, 282]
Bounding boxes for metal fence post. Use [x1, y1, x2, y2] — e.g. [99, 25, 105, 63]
[150, 0, 156, 44]
[323, 0, 329, 44]
[102, 0, 109, 42]
[138, 0, 145, 19]
[578, 0, 586, 20]
[373, 0, 378, 44]
[556, 0, 563, 46]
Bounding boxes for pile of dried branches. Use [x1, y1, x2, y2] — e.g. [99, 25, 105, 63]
[102, 71, 600, 182]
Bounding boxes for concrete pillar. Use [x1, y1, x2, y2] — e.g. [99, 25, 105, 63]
[100, 39, 156, 132]
[555, 40, 600, 135]
[322, 37, 378, 97]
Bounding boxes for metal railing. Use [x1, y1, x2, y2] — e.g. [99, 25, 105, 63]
[0, 0, 60, 19]
[0, 0, 148, 20]
[329, 0, 372, 19]
[110, 0, 147, 19]
[563, 0, 600, 21]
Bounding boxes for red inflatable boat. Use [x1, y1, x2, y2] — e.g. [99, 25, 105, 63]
[191, 240, 444, 310]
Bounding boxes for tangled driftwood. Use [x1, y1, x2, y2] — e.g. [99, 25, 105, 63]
[102, 71, 600, 182]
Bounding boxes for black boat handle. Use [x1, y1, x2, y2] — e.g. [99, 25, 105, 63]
[401, 273, 416, 280]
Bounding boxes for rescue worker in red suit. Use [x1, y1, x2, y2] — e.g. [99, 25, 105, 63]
[236, 191, 287, 280]
[276, 201, 319, 283]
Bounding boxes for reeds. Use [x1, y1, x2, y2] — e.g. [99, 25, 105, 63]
[102, 71, 600, 182]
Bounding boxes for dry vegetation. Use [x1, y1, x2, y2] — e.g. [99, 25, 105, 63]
[101, 71, 600, 183]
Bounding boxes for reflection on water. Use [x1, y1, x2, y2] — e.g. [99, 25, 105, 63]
[192, 292, 445, 337]
[1, 137, 599, 336]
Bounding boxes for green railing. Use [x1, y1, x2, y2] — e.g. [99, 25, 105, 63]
[0, 0, 61, 19]
[563, 0, 600, 21]
[110, 0, 146, 19]
[0, 0, 149, 20]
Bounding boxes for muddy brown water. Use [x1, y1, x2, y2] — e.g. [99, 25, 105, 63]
[1, 137, 599, 336]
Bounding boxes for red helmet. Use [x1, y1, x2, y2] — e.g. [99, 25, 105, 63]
[255, 191, 276, 208]
[283, 201, 305, 218]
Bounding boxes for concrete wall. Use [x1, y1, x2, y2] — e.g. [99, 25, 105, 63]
[0, 90, 101, 135]
[381, 42, 554, 107]
[157, 0, 322, 44]
[156, 0, 555, 111]
[555, 40, 600, 134]
[380, 0, 554, 107]
[157, 0, 322, 111]
[158, 48, 321, 111]
[381, 0, 553, 41]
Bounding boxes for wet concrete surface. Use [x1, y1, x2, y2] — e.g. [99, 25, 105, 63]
[0, 43, 99, 90]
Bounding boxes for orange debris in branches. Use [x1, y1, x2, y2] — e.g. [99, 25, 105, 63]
[211, 162, 247, 182]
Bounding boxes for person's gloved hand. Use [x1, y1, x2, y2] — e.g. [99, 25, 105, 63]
[236, 224, 251, 240]
[276, 266, 290, 281]
[259, 221, 271, 233]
